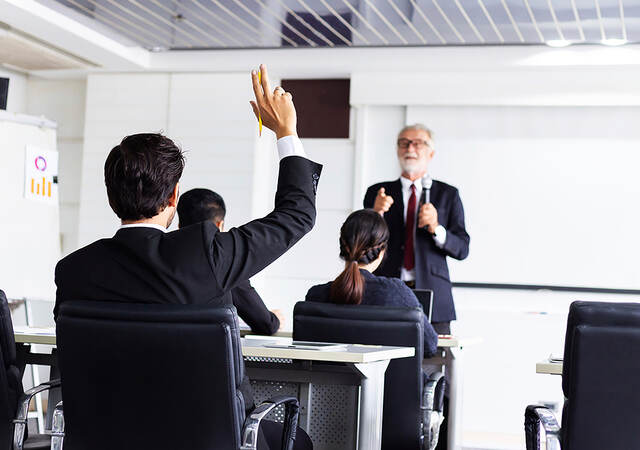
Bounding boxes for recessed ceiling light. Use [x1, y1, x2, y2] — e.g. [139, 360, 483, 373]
[601, 38, 628, 46]
[546, 40, 572, 48]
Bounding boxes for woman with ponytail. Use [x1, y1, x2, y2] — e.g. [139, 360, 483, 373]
[305, 209, 438, 357]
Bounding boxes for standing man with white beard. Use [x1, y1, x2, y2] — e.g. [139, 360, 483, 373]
[363, 124, 469, 449]
[363, 123, 470, 335]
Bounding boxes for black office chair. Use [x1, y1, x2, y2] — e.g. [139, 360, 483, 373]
[54, 301, 300, 450]
[525, 301, 640, 450]
[293, 301, 444, 450]
[0, 290, 59, 450]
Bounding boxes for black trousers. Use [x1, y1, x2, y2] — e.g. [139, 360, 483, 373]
[257, 420, 313, 450]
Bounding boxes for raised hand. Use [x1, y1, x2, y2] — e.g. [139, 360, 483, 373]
[373, 187, 394, 216]
[250, 64, 297, 139]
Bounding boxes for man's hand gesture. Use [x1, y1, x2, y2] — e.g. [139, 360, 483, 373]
[373, 188, 394, 216]
[250, 64, 297, 139]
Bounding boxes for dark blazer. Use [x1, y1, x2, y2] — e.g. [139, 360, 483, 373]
[305, 269, 438, 357]
[55, 155, 322, 411]
[232, 280, 279, 335]
[364, 179, 469, 322]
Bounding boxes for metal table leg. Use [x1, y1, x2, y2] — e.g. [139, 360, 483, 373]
[352, 360, 390, 450]
[447, 347, 465, 450]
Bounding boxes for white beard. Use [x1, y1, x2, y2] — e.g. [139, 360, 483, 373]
[398, 157, 424, 175]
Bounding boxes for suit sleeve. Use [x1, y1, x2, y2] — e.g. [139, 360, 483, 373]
[232, 280, 279, 335]
[440, 189, 470, 261]
[208, 156, 322, 291]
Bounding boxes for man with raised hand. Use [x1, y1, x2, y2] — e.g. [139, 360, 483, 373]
[55, 64, 319, 449]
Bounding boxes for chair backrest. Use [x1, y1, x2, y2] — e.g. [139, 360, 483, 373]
[561, 301, 640, 450]
[0, 290, 22, 450]
[56, 301, 246, 450]
[412, 289, 434, 322]
[293, 301, 423, 450]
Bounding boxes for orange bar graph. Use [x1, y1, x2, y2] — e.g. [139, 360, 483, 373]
[29, 177, 54, 199]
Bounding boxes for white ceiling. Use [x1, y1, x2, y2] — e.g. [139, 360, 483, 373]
[42, 0, 637, 49]
[0, 26, 91, 70]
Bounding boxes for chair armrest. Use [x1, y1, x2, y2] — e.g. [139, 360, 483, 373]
[241, 396, 300, 450]
[51, 401, 64, 450]
[13, 379, 61, 450]
[422, 371, 445, 450]
[524, 405, 561, 450]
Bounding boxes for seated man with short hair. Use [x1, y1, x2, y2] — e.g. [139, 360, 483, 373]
[177, 188, 283, 335]
[54, 65, 318, 450]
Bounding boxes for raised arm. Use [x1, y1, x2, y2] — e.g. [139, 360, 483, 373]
[207, 65, 322, 291]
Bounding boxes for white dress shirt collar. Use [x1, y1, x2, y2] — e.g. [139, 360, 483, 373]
[119, 223, 167, 233]
[399, 175, 423, 193]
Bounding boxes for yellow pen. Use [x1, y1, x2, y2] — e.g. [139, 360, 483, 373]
[258, 70, 263, 136]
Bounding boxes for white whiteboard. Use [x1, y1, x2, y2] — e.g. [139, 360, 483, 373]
[367, 105, 640, 290]
[0, 112, 60, 301]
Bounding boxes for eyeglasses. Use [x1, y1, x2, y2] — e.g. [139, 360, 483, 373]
[397, 138, 431, 150]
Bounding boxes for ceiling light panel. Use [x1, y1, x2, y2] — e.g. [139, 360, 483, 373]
[39, 0, 639, 49]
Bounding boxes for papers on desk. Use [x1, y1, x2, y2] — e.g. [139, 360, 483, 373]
[13, 326, 55, 335]
[263, 341, 349, 351]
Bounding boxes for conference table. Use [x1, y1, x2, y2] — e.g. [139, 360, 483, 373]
[253, 331, 482, 450]
[15, 326, 479, 450]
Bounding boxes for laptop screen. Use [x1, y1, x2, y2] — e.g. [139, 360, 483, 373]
[412, 289, 434, 323]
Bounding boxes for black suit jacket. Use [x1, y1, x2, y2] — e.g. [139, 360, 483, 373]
[364, 178, 469, 322]
[232, 280, 279, 336]
[55, 156, 322, 410]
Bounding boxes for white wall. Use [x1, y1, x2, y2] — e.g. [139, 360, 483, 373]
[167, 73, 256, 228]
[0, 67, 27, 113]
[26, 78, 86, 256]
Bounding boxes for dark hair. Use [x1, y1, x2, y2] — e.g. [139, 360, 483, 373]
[177, 188, 226, 228]
[330, 209, 389, 305]
[104, 133, 185, 220]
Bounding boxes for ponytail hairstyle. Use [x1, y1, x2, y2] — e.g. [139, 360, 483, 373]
[330, 209, 390, 305]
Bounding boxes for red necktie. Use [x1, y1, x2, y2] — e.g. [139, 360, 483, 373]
[404, 184, 417, 271]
